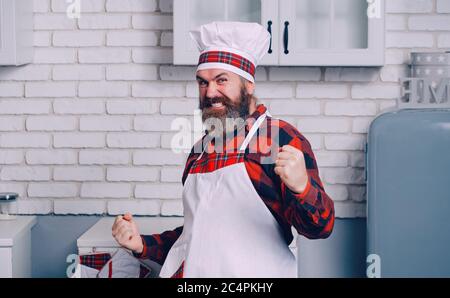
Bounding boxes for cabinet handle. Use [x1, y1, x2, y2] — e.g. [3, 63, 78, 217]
[267, 20, 273, 54]
[283, 21, 289, 54]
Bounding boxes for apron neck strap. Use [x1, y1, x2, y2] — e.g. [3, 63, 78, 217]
[239, 111, 268, 151]
[195, 111, 269, 161]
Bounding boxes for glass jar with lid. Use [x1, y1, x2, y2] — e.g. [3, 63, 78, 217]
[0, 192, 18, 220]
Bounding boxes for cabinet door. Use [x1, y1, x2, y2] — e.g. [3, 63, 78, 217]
[0, 0, 33, 65]
[0, 0, 16, 64]
[279, 0, 384, 66]
[173, 0, 278, 66]
[0, 248, 12, 278]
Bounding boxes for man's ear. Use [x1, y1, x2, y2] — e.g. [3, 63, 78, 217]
[244, 80, 255, 95]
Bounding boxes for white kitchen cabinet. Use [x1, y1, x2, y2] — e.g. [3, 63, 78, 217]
[0, 216, 37, 278]
[0, 0, 34, 65]
[173, 0, 384, 66]
[174, 0, 279, 65]
[279, 0, 384, 66]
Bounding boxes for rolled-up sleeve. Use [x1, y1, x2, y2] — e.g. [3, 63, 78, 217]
[278, 128, 335, 239]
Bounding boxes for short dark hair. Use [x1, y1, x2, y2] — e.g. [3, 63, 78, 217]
[239, 76, 250, 86]
[239, 76, 258, 104]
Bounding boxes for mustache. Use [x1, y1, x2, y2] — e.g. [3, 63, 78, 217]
[199, 96, 235, 109]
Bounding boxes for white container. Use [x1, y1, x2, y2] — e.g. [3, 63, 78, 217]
[0, 192, 18, 220]
[0, 216, 36, 277]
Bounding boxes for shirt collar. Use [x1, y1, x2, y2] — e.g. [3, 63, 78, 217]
[245, 103, 267, 132]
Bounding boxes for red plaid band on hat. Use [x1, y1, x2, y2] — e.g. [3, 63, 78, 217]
[198, 51, 255, 78]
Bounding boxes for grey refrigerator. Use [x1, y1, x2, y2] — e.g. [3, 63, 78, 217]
[367, 108, 450, 277]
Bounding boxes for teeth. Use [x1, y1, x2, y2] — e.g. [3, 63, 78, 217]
[211, 102, 224, 108]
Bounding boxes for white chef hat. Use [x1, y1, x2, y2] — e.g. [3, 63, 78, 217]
[189, 21, 270, 83]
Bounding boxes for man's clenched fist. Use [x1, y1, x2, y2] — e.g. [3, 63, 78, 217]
[274, 145, 309, 194]
[112, 213, 143, 254]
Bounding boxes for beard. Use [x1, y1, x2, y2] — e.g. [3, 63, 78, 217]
[199, 87, 252, 137]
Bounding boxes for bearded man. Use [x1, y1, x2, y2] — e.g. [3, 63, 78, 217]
[112, 21, 335, 278]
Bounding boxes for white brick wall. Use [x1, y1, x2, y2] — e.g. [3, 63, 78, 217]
[28, 182, 78, 198]
[437, 0, 450, 13]
[26, 116, 77, 131]
[0, 150, 24, 164]
[53, 100, 105, 114]
[0, 133, 51, 148]
[26, 150, 77, 164]
[135, 183, 183, 199]
[106, 0, 158, 13]
[78, 15, 130, 30]
[296, 84, 348, 99]
[106, 100, 159, 114]
[106, 65, 158, 80]
[1, 166, 51, 181]
[79, 150, 130, 165]
[33, 33, 50, 47]
[386, 0, 433, 13]
[53, 31, 104, 47]
[33, 48, 76, 64]
[106, 133, 160, 148]
[25, 82, 77, 97]
[324, 68, 378, 82]
[80, 182, 132, 198]
[133, 150, 187, 165]
[160, 166, 183, 182]
[53, 65, 104, 81]
[54, 200, 106, 215]
[386, 32, 434, 48]
[0, 100, 51, 114]
[0, 65, 51, 80]
[297, 118, 350, 133]
[133, 82, 185, 98]
[409, 15, 450, 30]
[52, 0, 105, 13]
[54, 167, 104, 181]
[80, 116, 132, 131]
[324, 101, 377, 116]
[1, 0, 448, 218]
[0, 117, 24, 131]
[107, 199, 160, 216]
[268, 67, 321, 82]
[107, 167, 159, 182]
[270, 100, 320, 116]
[161, 200, 183, 216]
[53, 133, 106, 148]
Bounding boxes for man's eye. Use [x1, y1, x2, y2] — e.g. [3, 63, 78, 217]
[217, 78, 227, 83]
[198, 81, 207, 87]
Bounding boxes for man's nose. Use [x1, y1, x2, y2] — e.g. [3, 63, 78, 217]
[206, 82, 220, 99]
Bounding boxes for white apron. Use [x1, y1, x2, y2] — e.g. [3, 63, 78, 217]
[159, 111, 297, 278]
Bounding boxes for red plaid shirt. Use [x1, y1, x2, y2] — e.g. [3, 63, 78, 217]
[134, 104, 335, 274]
